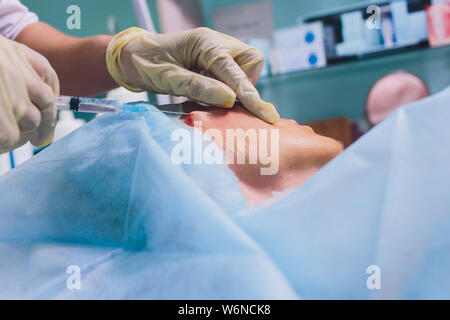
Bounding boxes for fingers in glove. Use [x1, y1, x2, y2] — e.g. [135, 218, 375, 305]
[0, 98, 20, 151]
[233, 48, 265, 85]
[17, 102, 41, 133]
[0, 67, 25, 151]
[24, 63, 57, 147]
[19, 43, 60, 95]
[30, 106, 56, 147]
[133, 55, 236, 107]
[198, 29, 265, 85]
[7, 89, 42, 150]
[209, 55, 280, 124]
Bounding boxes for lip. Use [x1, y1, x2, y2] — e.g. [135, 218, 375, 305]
[184, 113, 195, 127]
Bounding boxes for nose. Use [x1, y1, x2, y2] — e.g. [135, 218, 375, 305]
[287, 119, 300, 127]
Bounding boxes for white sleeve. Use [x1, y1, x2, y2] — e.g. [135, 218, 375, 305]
[0, 0, 38, 40]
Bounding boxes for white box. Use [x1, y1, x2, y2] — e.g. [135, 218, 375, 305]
[272, 22, 327, 75]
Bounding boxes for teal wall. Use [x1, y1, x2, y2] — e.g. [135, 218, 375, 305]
[256, 45, 450, 122]
[200, 0, 370, 30]
[204, 0, 450, 122]
[22, 0, 372, 35]
[20, 0, 450, 122]
[21, 0, 160, 36]
[20, 0, 161, 114]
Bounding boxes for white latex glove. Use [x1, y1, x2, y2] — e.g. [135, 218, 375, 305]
[0, 36, 59, 153]
[106, 27, 280, 124]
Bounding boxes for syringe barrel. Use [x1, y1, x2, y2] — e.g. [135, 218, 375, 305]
[56, 96, 120, 114]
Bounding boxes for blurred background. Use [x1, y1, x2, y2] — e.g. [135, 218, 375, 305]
[1, 0, 449, 173]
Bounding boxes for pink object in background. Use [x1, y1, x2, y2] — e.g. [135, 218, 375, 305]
[157, 0, 203, 33]
[427, 2, 450, 47]
[366, 72, 430, 126]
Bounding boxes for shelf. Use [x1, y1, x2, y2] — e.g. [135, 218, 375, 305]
[256, 45, 450, 123]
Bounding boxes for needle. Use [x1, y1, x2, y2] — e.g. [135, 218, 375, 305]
[56, 96, 189, 116]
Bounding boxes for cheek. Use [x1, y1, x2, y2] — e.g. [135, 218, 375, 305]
[309, 135, 343, 165]
[279, 130, 343, 169]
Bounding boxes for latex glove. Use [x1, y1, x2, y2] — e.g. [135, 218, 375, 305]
[0, 36, 59, 153]
[106, 27, 280, 124]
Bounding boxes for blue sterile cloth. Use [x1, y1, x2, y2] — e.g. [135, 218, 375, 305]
[0, 86, 450, 299]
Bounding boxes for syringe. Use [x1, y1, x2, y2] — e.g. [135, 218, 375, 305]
[56, 96, 189, 116]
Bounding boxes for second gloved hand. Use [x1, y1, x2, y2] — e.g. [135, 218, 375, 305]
[0, 36, 59, 153]
[106, 27, 280, 124]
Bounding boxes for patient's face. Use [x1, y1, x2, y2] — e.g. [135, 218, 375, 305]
[182, 102, 343, 205]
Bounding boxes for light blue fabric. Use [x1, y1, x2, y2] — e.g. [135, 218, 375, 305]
[0, 86, 449, 299]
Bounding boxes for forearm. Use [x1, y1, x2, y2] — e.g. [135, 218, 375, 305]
[15, 22, 118, 96]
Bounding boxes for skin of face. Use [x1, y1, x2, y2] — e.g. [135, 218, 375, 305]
[182, 102, 343, 205]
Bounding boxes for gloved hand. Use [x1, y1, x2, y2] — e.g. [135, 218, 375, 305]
[106, 27, 280, 124]
[0, 36, 59, 153]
